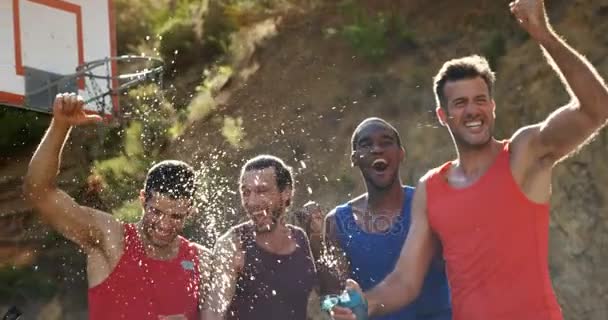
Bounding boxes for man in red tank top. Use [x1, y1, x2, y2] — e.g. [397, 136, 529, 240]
[24, 94, 211, 319]
[332, 1, 608, 320]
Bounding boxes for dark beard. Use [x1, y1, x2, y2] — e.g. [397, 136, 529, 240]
[254, 206, 283, 233]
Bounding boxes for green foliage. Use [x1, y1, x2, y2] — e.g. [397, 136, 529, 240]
[0, 266, 57, 301]
[112, 198, 144, 223]
[337, 0, 415, 62]
[0, 107, 49, 156]
[221, 116, 246, 147]
[481, 31, 506, 69]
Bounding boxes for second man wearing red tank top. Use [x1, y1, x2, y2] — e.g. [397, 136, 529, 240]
[331, 1, 608, 319]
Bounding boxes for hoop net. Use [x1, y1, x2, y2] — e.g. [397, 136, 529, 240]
[77, 55, 164, 118]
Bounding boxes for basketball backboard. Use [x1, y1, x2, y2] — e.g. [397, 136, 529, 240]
[0, 0, 117, 116]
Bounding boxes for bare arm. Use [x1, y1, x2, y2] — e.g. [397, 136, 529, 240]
[196, 244, 213, 318]
[510, 0, 608, 164]
[318, 209, 351, 295]
[23, 94, 117, 254]
[202, 231, 243, 320]
[365, 179, 438, 316]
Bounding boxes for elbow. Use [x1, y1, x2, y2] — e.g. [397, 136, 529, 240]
[392, 272, 422, 302]
[23, 170, 52, 205]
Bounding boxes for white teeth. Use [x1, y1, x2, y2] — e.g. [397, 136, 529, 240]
[372, 159, 388, 166]
[465, 121, 482, 128]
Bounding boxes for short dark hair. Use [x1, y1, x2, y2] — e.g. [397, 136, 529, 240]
[144, 160, 196, 201]
[351, 117, 402, 153]
[240, 155, 294, 193]
[433, 55, 496, 109]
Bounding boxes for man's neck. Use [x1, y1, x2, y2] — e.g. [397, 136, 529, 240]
[255, 220, 296, 254]
[454, 138, 503, 178]
[366, 181, 404, 215]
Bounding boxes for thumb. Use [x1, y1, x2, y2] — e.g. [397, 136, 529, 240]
[345, 279, 362, 294]
[85, 114, 104, 123]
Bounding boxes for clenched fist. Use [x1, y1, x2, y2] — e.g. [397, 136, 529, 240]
[510, 0, 552, 41]
[52, 93, 103, 126]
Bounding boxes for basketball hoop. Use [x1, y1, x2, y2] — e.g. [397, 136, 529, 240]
[24, 55, 164, 118]
[78, 55, 164, 117]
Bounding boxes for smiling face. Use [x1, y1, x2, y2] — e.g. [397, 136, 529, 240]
[351, 121, 404, 190]
[240, 167, 291, 233]
[140, 192, 192, 248]
[437, 76, 496, 150]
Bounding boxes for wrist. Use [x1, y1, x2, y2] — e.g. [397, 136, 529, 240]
[50, 118, 73, 131]
[533, 26, 559, 47]
[365, 294, 378, 316]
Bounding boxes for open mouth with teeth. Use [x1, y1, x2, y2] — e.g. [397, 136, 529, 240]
[464, 120, 483, 128]
[371, 159, 389, 172]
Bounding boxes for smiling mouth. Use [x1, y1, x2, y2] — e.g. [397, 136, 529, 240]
[464, 120, 483, 128]
[371, 159, 389, 171]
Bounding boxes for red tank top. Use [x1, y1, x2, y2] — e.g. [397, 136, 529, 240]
[426, 142, 562, 320]
[88, 223, 201, 319]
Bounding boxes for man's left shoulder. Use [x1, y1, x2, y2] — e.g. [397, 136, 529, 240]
[184, 239, 212, 257]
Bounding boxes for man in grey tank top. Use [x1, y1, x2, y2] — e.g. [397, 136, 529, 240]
[202, 155, 317, 320]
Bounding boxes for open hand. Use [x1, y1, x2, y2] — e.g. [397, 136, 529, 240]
[510, 0, 551, 40]
[52, 93, 103, 126]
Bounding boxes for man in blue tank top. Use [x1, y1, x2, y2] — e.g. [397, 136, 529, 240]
[319, 118, 451, 320]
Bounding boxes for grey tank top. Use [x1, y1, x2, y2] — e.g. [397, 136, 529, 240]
[226, 222, 316, 320]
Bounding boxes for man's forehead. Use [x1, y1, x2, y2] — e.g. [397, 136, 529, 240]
[357, 122, 395, 140]
[444, 77, 489, 98]
[147, 192, 191, 208]
[241, 168, 276, 185]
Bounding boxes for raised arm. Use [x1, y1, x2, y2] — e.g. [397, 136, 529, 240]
[23, 94, 119, 254]
[318, 209, 351, 295]
[510, 0, 608, 164]
[363, 179, 438, 316]
[202, 232, 243, 320]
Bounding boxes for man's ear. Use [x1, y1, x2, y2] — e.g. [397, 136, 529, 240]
[139, 190, 146, 206]
[436, 106, 448, 127]
[351, 151, 359, 168]
[399, 146, 406, 162]
[281, 187, 293, 207]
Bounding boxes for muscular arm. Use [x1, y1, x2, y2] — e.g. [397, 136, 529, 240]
[318, 209, 351, 295]
[202, 231, 243, 320]
[23, 105, 120, 255]
[365, 179, 438, 316]
[511, 1, 608, 165]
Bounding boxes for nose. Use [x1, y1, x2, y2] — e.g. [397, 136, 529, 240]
[370, 142, 384, 154]
[244, 192, 268, 211]
[464, 103, 482, 119]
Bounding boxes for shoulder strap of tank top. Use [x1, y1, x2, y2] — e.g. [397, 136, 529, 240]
[122, 223, 141, 253]
[333, 204, 353, 235]
[399, 186, 415, 219]
[236, 222, 256, 250]
[289, 225, 307, 249]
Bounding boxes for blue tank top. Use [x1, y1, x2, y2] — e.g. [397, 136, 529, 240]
[334, 186, 452, 320]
